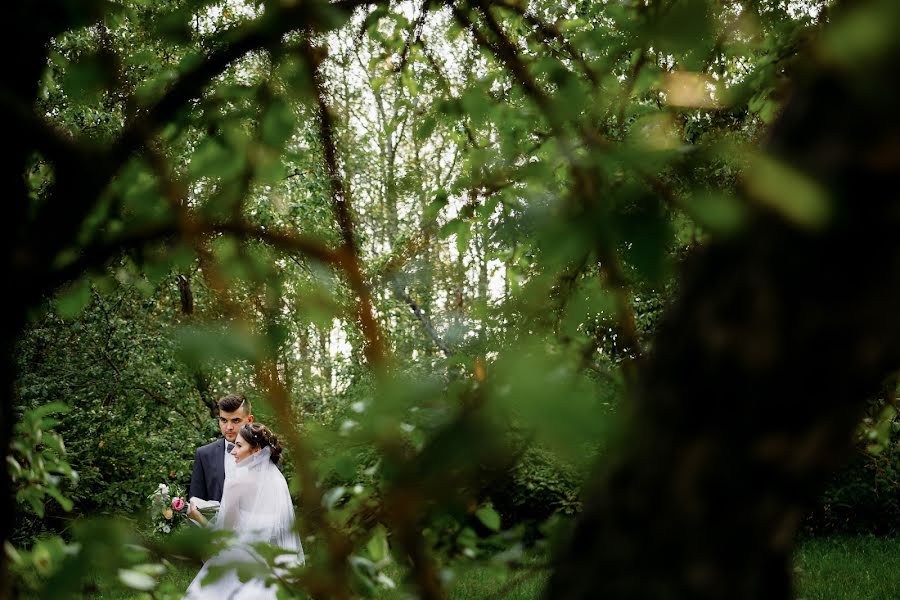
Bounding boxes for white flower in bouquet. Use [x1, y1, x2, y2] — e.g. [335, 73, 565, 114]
[148, 481, 188, 534]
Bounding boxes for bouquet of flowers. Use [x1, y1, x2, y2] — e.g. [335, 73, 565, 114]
[148, 483, 190, 534]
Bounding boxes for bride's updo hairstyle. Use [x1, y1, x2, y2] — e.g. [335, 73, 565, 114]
[238, 423, 283, 464]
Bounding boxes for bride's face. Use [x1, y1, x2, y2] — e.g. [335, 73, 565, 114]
[231, 433, 260, 464]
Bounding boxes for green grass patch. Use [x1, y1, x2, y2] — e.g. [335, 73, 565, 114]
[91, 535, 900, 599]
[794, 535, 900, 600]
[427, 562, 546, 600]
[89, 560, 197, 600]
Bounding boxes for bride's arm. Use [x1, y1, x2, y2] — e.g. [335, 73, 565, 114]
[187, 499, 208, 526]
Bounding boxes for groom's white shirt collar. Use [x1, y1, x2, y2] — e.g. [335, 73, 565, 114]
[223, 439, 236, 478]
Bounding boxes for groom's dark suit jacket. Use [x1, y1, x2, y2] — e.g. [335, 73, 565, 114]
[189, 439, 227, 502]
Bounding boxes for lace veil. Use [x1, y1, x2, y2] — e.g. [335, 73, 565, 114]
[216, 446, 304, 563]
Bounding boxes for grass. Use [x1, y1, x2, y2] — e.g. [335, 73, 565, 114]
[91, 555, 549, 600]
[90, 564, 195, 600]
[426, 561, 547, 600]
[794, 536, 900, 600]
[90, 536, 900, 599]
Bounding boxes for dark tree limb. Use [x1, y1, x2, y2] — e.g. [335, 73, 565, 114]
[17, 0, 389, 310]
[546, 11, 900, 600]
[177, 274, 194, 315]
[46, 217, 340, 294]
[0, 1, 388, 594]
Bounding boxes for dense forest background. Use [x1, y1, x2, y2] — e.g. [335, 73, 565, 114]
[5, 0, 900, 598]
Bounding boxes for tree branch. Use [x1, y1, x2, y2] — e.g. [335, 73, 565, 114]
[493, 1, 599, 85]
[395, 285, 452, 357]
[45, 217, 341, 297]
[300, 38, 387, 367]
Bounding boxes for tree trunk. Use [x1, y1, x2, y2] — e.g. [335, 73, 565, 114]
[318, 326, 332, 400]
[1, 6, 61, 595]
[178, 273, 194, 315]
[546, 35, 900, 600]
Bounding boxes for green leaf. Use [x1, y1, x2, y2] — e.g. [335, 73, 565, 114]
[261, 99, 296, 149]
[33, 402, 72, 420]
[118, 568, 156, 591]
[456, 224, 471, 255]
[649, 0, 714, 66]
[42, 433, 66, 454]
[415, 114, 437, 141]
[309, 1, 354, 32]
[135, 67, 178, 104]
[438, 218, 467, 240]
[56, 280, 92, 319]
[153, 7, 193, 43]
[366, 525, 389, 563]
[254, 146, 289, 184]
[488, 341, 612, 456]
[349, 556, 377, 597]
[46, 488, 74, 512]
[134, 563, 166, 577]
[628, 113, 679, 151]
[189, 138, 246, 180]
[821, 1, 899, 66]
[424, 191, 449, 223]
[27, 495, 45, 518]
[401, 71, 419, 96]
[633, 64, 662, 95]
[746, 154, 831, 230]
[175, 324, 265, 368]
[6, 456, 22, 477]
[461, 86, 491, 127]
[682, 191, 748, 236]
[475, 505, 501, 532]
[61, 52, 115, 104]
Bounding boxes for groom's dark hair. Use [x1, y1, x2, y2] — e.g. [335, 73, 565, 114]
[217, 393, 251, 416]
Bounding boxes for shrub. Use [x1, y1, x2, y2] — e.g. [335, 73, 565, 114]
[805, 442, 900, 535]
[488, 446, 583, 528]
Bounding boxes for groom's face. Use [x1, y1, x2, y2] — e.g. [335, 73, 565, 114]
[218, 407, 253, 442]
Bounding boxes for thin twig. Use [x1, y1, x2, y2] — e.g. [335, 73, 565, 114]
[396, 285, 453, 357]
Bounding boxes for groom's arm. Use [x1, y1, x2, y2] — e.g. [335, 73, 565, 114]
[188, 447, 207, 501]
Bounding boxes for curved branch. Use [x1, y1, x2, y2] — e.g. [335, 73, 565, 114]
[111, 0, 387, 171]
[45, 218, 341, 297]
[452, 2, 552, 115]
[492, 1, 599, 85]
[300, 39, 387, 367]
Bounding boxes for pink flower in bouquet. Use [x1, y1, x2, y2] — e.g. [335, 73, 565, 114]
[172, 497, 185, 512]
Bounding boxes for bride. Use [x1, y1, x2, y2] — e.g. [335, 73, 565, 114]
[183, 423, 304, 599]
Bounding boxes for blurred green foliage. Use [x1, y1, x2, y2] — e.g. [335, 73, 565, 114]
[9, 0, 894, 597]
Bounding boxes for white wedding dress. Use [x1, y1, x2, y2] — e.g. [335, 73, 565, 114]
[183, 446, 304, 599]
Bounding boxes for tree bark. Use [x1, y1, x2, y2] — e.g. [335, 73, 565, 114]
[546, 29, 900, 600]
[0, 5, 64, 595]
[178, 273, 194, 315]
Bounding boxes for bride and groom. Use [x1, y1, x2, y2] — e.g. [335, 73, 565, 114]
[183, 393, 304, 599]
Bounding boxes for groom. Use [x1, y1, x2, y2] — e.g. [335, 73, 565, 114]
[188, 393, 254, 503]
